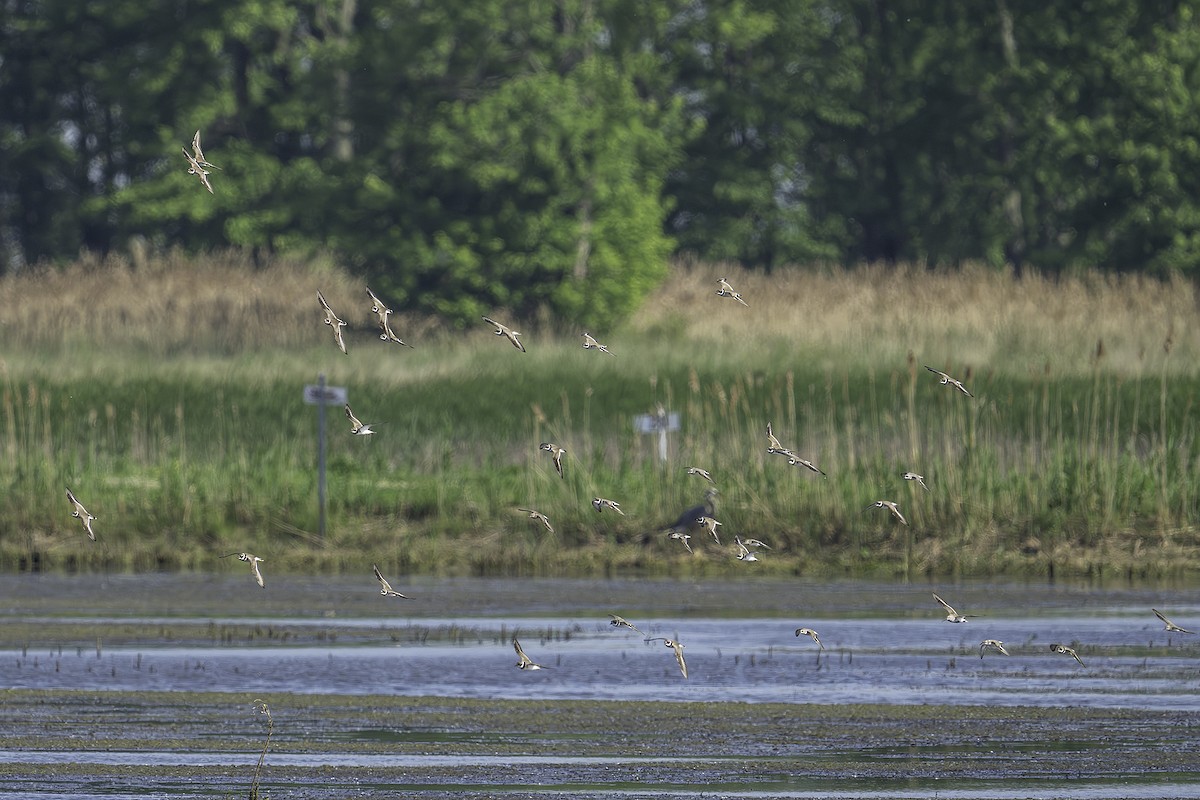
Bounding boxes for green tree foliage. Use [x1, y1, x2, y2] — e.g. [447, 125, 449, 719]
[4, 0, 1200, 304]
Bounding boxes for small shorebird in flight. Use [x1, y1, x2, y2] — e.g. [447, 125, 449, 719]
[188, 130, 221, 171]
[221, 552, 265, 588]
[787, 455, 826, 477]
[696, 515, 722, 544]
[795, 627, 824, 650]
[647, 637, 689, 679]
[734, 536, 760, 562]
[592, 497, 625, 515]
[581, 332, 615, 356]
[372, 564, 409, 598]
[539, 443, 566, 479]
[865, 500, 908, 525]
[741, 537, 772, 550]
[181, 130, 219, 194]
[1153, 609, 1194, 634]
[1050, 643, 1084, 666]
[64, 487, 97, 541]
[903, 472, 930, 491]
[765, 423, 794, 458]
[924, 365, 973, 397]
[317, 290, 348, 355]
[482, 316, 525, 352]
[366, 288, 412, 347]
[932, 592, 975, 623]
[609, 614, 643, 635]
[517, 508, 554, 534]
[686, 467, 716, 485]
[716, 277, 749, 307]
[513, 638, 548, 670]
[668, 531, 693, 554]
[980, 639, 1010, 657]
[344, 404, 378, 436]
[181, 150, 214, 194]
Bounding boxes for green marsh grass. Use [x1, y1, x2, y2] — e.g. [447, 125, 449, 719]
[1, 253, 1198, 577]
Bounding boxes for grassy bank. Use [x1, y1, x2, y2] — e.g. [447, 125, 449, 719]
[1, 252, 1198, 578]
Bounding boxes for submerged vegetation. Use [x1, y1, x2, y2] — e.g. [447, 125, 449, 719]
[1, 252, 1198, 578]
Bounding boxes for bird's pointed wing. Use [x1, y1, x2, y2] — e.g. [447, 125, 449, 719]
[345, 404, 362, 428]
[673, 643, 688, 678]
[373, 564, 391, 591]
[367, 287, 387, 312]
[932, 593, 957, 615]
[318, 290, 334, 313]
[251, 559, 265, 588]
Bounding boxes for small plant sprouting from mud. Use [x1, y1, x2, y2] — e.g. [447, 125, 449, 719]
[249, 699, 273, 800]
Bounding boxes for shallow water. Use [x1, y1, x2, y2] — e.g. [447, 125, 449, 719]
[3, 573, 1200, 798]
[2, 573, 1198, 708]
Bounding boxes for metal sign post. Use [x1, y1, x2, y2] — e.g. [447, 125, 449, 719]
[303, 375, 348, 538]
[633, 407, 680, 463]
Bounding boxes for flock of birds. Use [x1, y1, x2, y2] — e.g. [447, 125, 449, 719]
[53, 132, 1193, 681]
[511, 598, 1196, 679]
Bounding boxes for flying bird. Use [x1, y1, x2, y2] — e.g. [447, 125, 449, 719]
[513, 638, 548, 670]
[221, 552, 265, 588]
[795, 628, 824, 650]
[482, 316, 526, 352]
[1153, 609, 1194, 634]
[667, 531, 693, 554]
[181, 149, 214, 194]
[647, 637, 688, 679]
[932, 592, 975, 623]
[372, 564, 409, 598]
[181, 130, 219, 194]
[188, 130, 221, 170]
[539, 442, 566, 479]
[865, 500, 908, 525]
[581, 332, 615, 356]
[592, 497, 625, 515]
[924, 365, 973, 397]
[787, 455, 826, 477]
[367, 288, 413, 347]
[317, 290, 348, 355]
[517, 508, 554, 534]
[64, 487, 97, 541]
[608, 614, 643, 635]
[344, 404, 378, 436]
[696, 515, 722, 544]
[980, 639, 1010, 657]
[716, 277, 749, 307]
[662, 488, 719, 539]
[903, 472, 930, 491]
[734, 536, 760, 562]
[685, 467, 716, 485]
[1050, 643, 1085, 666]
[765, 422, 791, 456]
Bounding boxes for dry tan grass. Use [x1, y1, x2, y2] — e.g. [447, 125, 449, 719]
[631, 260, 1200, 375]
[0, 248, 439, 356]
[2, 251, 1197, 379]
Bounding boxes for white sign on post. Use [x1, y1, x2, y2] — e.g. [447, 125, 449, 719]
[303, 384, 348, 405]
[634, 410, 680, 463]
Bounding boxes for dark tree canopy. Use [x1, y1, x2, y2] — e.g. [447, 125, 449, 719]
[4, 0, 1199, 324]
